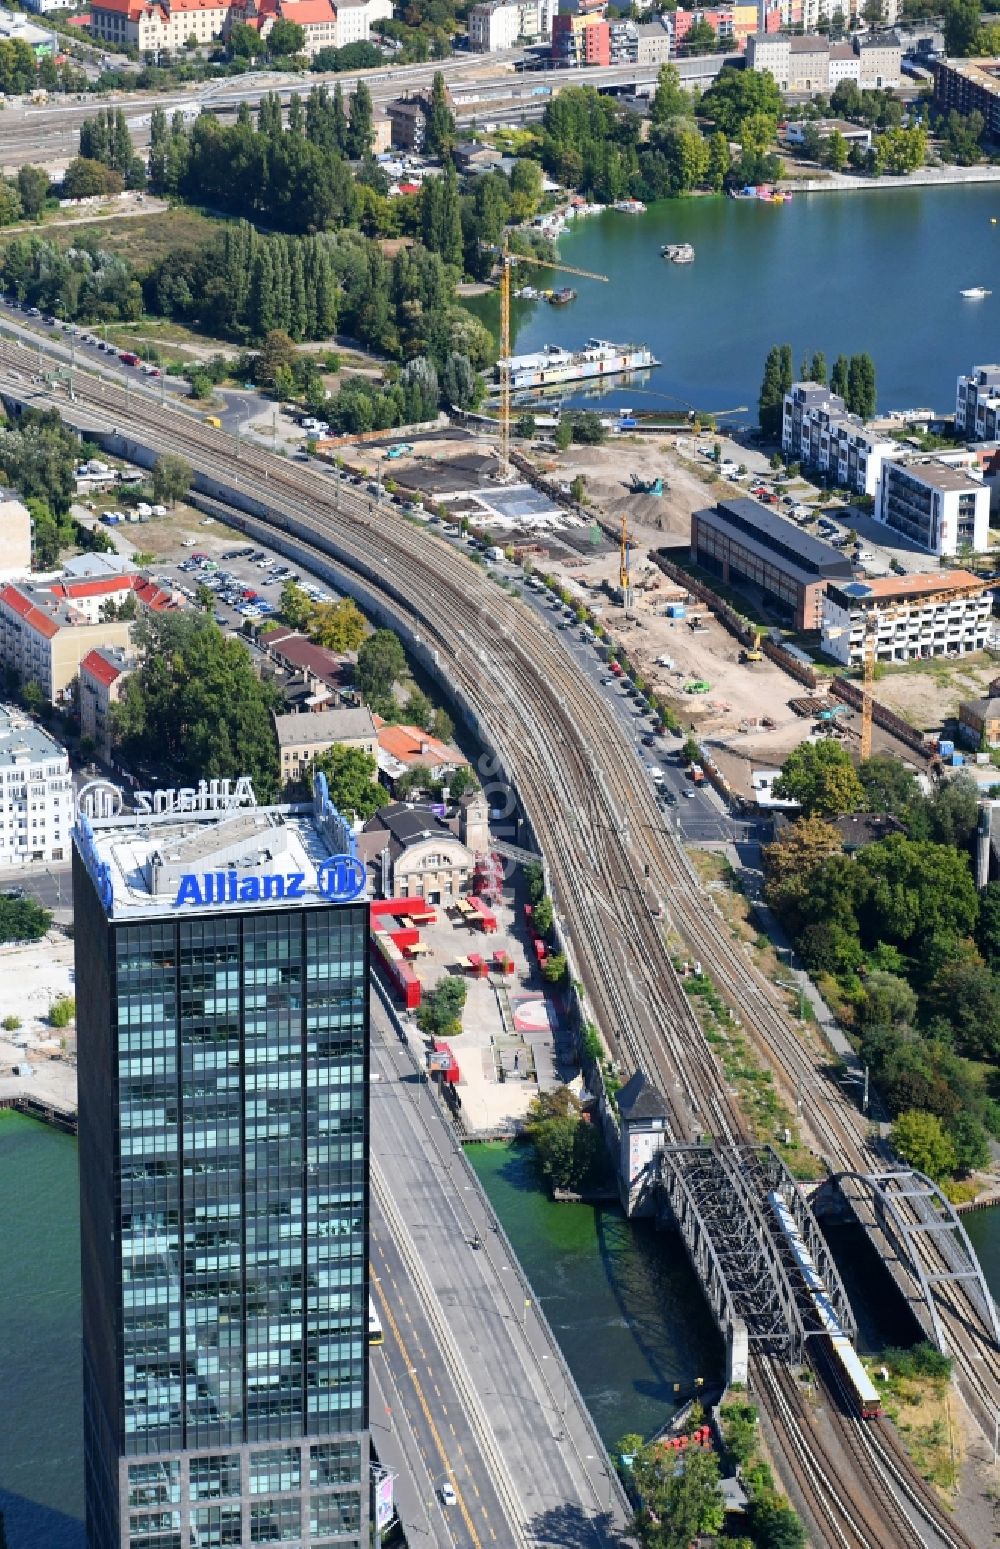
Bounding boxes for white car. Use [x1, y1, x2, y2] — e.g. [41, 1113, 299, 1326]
[439, 1482, 457, 1507]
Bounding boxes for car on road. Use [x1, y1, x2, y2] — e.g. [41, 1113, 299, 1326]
[439, 1483, 457, 1507]
[684, 789, 696, 799]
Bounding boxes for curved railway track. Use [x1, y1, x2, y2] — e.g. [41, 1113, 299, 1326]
[0, 336, 990, 1548]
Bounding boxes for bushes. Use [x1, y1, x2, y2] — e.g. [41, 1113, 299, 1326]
[49, 996, 76, 1029]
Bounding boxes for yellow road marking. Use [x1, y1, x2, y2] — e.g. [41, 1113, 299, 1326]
[371, 1271, 482, 1549]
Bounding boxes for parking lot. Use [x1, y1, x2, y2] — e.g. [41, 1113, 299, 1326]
[165, 540, 337, 631]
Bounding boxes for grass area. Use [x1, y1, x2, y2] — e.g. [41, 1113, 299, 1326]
[871, 1350, 961, 1497]
[0, 206, 218, 268]
[677, 959, 825, 1179]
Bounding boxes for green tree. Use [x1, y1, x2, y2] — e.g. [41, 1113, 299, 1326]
[112, 614, 281, 800]
[508, 158, 543, 222]
[346, 81, 375, 158]
[309, 598, 366, 652]
[151, 454, 192, 508]
[541, 951, 567, 984]
[891, 1110, 957, 1181]
[822, 130, 849, 172]
[908, 774, 979, 849]
[256, 328, 299, 388]
[859, 754, 918, 815]
[650, 62, 693, 123]
[774, 740, 864, 817]
[357, 627, 406, 704]
[943, 0, 982, 55]
[268, 17, 306, 55]
[975, 879, 1000, 970]
[280, 581, 315, 631]
[425, 71, 456, 159]
[845, 352, 877, 418]
[416, 976, 467, 1038]
[62, 157, 123, 200]
[808, 350, 828, 386]
[685, 18, 718, 50]
[49, 995, 75, 1028]
[0, 895, 51, 944]
[448, 765, 478, 800]
[758, 343, 792, 440]
[702, 66, 783, 137]
[630, 1441, 725, 1549]
[857, 970, 918, 1031]
[926, 959, 1000, 1060]
[16, 165, 49, 219]
[532, 894, 554, 936]
[227, 19, 260, 58]
[310, 742, 383, 816]
[532, 1112, 607, 1191]
[830, 353, 850, 400]
[752, 1500, 808, 1549]
[948, 1111, 989, 1172]
[707, 130, 730, 190]
[855, 834, 979, 953]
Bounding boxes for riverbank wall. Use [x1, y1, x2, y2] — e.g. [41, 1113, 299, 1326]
[782, 165, 1000, 195]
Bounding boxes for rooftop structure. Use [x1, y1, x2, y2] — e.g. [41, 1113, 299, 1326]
[934, 57, 1000, 137]
[782, 381, 896, 497]
[374, 720, 469, 785]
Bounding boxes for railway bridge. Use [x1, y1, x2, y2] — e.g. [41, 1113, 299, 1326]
[655, 1142, 856, 1384]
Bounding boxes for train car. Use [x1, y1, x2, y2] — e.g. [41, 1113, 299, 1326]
[368, 1296, 384, 1346]
[768, 1190, 883, 1420]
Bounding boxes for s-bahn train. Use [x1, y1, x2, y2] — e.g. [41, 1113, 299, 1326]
[769, 1190, 883, 1419]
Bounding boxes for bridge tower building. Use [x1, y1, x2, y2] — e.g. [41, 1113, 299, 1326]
[617, 1071, 668, 1216]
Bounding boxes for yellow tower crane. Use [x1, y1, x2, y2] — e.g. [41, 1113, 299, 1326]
[619, 509, 632, 613]
[859, 614, 878, 763]
[497, 234, 609, 481]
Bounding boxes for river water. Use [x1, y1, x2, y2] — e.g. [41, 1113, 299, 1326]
[9, 1108, 998, 1548]
[498, 183, 1000, 419]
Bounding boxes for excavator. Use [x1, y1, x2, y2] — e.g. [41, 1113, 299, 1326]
[740, 629, 764, 664]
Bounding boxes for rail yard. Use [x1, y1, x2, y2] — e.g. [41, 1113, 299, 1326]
[0, 327, 995, 1548]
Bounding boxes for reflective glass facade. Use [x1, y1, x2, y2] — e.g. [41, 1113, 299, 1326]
[75, 844, 369, 1549]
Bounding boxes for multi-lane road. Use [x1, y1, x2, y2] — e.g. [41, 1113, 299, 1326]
[0, 328, 994, 1549]
[369, 991, 631, 1547]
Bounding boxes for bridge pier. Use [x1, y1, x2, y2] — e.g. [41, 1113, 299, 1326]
[727, 1318, 748, 1387]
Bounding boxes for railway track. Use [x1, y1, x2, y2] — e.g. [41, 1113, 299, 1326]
[0, 336, 991, 1547]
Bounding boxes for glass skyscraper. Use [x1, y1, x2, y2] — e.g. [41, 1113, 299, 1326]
[73, 785, 370, 1549]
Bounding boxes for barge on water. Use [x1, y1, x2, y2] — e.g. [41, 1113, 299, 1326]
[496, 338, 658, 391]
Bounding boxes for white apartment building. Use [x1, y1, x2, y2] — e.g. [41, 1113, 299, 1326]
[956, 363, 1000, 439]
[821, 571, 994, 667]
[0, 704, 74, 869]
[468, 0, 549, 48]
[876, 456, 990, 556]
[746, 29, 901, 92]
[782, 381, 895, 497]
[469, 0, 521, 51]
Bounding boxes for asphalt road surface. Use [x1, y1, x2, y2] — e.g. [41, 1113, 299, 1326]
[369, 994, 631, 1549]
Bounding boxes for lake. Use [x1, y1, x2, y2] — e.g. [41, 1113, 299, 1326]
[496, 183, 1000, 419]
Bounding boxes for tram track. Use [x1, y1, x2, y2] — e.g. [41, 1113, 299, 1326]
[0, 338, 992, 1548]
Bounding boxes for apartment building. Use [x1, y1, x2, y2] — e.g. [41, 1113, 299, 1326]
[746, 29, 901, 91]
[0, 573, 173, 707]
[956, 363, 1000, 440]
[669, 5, 756, 51]
[551, 7, 610, 63]
[634, 20, 672, 63]
[79, 647, 134, 765]
[0, 704, 73, 868]
[691, 496, 853, 629]
[0, 489, 31, 582]
[782, 381, 896, 497]
[820, 571, 993, 667]
[274, 704, 378, 788]
[469, 0, 522, 50]
[934, 57, 1000, 138]
[876, 456, 990, 556]
[90, 0, 229, 51]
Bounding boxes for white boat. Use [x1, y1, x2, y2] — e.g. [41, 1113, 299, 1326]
[662, 243, 695, 264]
[960, 286, 991, 298]
[496, 338, 659, 390]
[613, 199, 646, 214]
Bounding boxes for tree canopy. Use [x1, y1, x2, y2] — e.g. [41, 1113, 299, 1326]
[357, 628, 407, 707]
[112, 614, 281, 800]
[891, 1110, 957, 1182]
[311, 743, 384, 818]
[774, 740, 864, 818]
